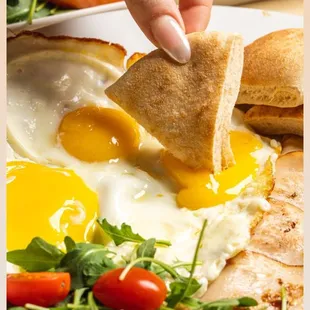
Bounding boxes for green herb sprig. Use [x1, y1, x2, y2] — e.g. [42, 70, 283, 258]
[7, 218, 258, 310]
[97, 219, 171, 247]
[7, 0, 68, 25]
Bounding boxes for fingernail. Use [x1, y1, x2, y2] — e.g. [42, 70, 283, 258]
[150, 15, 191, 64]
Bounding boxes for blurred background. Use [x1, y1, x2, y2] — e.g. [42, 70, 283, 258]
[214, 0, 303, 15]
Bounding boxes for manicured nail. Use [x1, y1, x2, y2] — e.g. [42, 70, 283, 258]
[150, 15, 191, 64]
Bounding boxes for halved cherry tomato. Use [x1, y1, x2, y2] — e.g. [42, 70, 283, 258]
[48, 0, 121, 9]
[7, 272, 70, 307]
[93, 267, 167, 310]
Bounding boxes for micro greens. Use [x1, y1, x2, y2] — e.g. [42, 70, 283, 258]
[7, 219, 258, 310]
[97, 219, 171, 247]
[281, 286, 287, 310]
[7, 0, 71, 25]
[166, 219, 207, 308]
[27, 0, 38, 24]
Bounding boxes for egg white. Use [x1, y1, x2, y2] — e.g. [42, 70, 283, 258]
[6, 47, 280, 296]
[7, 51, 123, 167]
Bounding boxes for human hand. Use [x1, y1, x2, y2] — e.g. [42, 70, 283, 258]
[124, 0, 213, 63]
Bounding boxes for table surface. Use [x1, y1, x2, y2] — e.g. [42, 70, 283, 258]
[239, 0, 303, 15]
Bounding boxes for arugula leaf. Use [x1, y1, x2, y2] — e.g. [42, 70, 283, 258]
[166, 278, 201, 308]
[202, 297, 258, 309]
[136, 238, 157, 269]
[83, 255, 116, 287]
[7, 237, 64, 271]
[58, 243, 115, 289]
[97, 219, 171, 247]
[6, 0, 67, 25]
[64, 236, 77, 252]
[237, 297, 259, 307]
[180, 296, 258, 310]
[98, 219, 146, 245]
[7, 0, 31, 23]
[166, 220, 207, 307]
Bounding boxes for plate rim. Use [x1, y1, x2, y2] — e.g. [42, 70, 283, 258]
[7, 2, 303, 32]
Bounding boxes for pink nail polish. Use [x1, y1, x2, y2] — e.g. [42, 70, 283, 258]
[150, 15, 191, 64]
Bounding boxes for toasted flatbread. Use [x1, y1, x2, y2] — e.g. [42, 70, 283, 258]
[244, 105, 303, 136]
[106, 31, 244, 172]
[236, 28, 304, 108]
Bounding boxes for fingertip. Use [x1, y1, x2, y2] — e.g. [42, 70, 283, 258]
[180, 3, 212, 33]
[150, 15, 191, 64]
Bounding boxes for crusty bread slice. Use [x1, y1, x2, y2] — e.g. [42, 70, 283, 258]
[244, 105, 303, 136]
[236, 28, 304, 107]
[106, 32, 244, 172]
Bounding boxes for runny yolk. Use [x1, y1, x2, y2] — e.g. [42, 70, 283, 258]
[161, 131, 263, 210]
[6, 161, 99, 251]
[58, 106, 140, 163]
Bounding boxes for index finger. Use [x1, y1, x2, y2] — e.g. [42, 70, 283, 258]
[125, 0, 191, 63]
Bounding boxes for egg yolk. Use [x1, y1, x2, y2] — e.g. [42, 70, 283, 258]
[7, 161, 99, 251]
[162, 131, 263, 210]
[58, 106, 140, 163]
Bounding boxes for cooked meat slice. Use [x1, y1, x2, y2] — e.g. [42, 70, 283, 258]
[247, 199, 303, 266]
[202, 251, 303, 309]
[271, 151, 303, 210]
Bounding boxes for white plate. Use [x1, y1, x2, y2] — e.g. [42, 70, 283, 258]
[7, 1, 125, 34]
[38, 4, 303, 58]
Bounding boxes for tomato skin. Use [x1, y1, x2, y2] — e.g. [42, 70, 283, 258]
[48, 0, 121, 9]
[93, 267, 167, 310]
[7, 272, 70, 307]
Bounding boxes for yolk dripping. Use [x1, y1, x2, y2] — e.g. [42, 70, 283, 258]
[7, 161, 99, 250]
[162, 131, 263, 210]
[58, 106, 140, 163]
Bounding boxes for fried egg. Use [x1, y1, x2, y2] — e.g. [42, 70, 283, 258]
[6, 33, 279, 294]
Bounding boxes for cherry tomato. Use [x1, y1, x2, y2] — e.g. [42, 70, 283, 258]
[48, 0, 121, 9]
[7, 272, 70, 307]
[93, 267, 167, 310]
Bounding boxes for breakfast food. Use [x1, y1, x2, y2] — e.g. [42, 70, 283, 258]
[237, 28, 304, 137]
[7, 0, 121, 25]
[6, 29, 303, 310]
[202, 137, 304, 308]
[236, 28, 304, 108]
[106, 31, 244, 172]
[49, 0, 121, 9]
[244, 105, 303, 136]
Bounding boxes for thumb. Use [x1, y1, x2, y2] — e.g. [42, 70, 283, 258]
[124, 0, 191, 63]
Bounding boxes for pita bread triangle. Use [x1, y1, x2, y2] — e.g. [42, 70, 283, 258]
[106, 31, 244, 172]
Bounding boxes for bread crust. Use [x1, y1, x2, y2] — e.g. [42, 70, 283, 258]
[244, 105, 303, 136]
[106, 32, 244, 171]
[236, 28, 304, 107]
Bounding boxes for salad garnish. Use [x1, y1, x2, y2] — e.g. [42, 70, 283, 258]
[7, 218, 258, 310]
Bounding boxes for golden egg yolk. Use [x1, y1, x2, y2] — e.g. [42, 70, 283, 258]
[58, 106, 140, 163]
[7, 161, 99, 251]
[162, 131, 263, 210]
